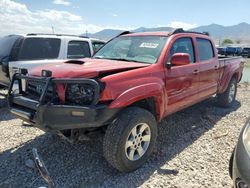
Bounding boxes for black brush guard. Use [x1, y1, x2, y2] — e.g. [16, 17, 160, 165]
[8, 73, 119, 131]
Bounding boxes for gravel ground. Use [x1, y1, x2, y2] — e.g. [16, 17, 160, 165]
[0, 84, 250, 188]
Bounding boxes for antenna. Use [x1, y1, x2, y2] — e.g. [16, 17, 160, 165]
[51, 26, 55, 34]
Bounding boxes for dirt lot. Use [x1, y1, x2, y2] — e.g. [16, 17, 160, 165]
[0, 84, 250, 188]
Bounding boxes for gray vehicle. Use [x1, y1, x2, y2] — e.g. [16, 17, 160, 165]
[229, 117, 250, 188]
[0, 34, 105, 87]
[241, 48, 250, 58]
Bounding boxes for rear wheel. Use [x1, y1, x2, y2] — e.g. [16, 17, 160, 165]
[103, 107, 157, 172]
[217, 77, 237, 108]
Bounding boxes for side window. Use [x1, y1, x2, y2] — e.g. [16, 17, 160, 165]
[168, 38, 195, 63]
[92, 41, 105, 53]
[10, 37, 24, 61]
[67, 41, 91, 59]
[197, 38, 214, 61]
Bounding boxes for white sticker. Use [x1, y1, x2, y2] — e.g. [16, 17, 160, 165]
[139, 43, 159, 48]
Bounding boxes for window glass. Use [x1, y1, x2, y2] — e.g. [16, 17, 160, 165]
[92, 41, 105, 53]
[197, 38, 214, 61]
[94, 36, 167, 64]
[67, 41, 91, 58]
[168, 38, 195, 63]
[0, 35, 21, 59]
[18, 38, 61, 60]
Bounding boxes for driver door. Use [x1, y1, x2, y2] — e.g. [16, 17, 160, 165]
[164, 37, 200, 115]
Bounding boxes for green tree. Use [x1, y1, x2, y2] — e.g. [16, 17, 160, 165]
[222, 39, 234, 45]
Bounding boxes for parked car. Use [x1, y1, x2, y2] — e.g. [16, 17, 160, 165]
[217, 47, 226, 56]
[241, 47, 250, 58]
[225, 47, 242, 56]
[8, 29, 244, 172]
[229, 117, 250, 188]
[0, 34, 105, 87]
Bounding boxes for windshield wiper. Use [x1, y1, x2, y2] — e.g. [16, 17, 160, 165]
[93, 56, 151, 64]
[104, 57, 150, 64]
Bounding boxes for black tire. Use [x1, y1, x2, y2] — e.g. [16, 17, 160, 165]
[103, 107, 157, 172]
[217, 77, 237, 108]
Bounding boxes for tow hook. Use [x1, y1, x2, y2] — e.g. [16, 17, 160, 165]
[32, 148, 55, 188]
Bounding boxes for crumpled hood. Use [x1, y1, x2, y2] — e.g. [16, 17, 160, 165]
[30, 58, 149, 78]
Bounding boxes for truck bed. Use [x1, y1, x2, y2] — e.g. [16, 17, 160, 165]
[218, 56, 244, 66]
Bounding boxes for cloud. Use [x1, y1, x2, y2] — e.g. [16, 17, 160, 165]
[36, 9, 81, 22]
[167, 21, 197, 30]
[0, 0, 132, 36]
[53, 0, 71, 6]
[112, 14, 118, 17]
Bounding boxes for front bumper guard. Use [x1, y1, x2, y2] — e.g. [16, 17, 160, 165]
[8, 73, 118, 131]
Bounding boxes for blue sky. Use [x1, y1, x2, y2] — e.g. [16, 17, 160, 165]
[0, 0, 250, 35]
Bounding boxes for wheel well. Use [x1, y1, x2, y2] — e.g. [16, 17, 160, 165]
[232, 72, 239, 82]
[130, 97, 158, 119]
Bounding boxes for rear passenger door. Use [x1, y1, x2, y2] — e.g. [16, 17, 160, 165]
[67, 41, 91, 59]
[196, 38, 220, 99]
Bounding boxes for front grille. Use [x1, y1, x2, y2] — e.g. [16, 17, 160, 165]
[25, 80, 54, 102]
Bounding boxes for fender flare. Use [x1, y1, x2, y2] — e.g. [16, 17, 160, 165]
[109, 82, 166, 120]
[219, 68, 240, 93]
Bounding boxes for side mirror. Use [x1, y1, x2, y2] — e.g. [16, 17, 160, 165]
[170, 53, 190, 66]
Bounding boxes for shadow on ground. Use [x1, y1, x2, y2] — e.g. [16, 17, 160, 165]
[0, 90, 15, 121]
[0, 98, 241, 187]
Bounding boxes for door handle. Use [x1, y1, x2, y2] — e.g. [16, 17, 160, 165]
[193, 69, 199, 75]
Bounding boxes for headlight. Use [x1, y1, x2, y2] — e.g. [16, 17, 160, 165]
[243, 120, 250, 155]
[65, 84, 95, 105]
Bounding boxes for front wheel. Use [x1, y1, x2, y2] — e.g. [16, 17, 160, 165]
[103, 107, 157, 172]
[217, 77, 237, 108]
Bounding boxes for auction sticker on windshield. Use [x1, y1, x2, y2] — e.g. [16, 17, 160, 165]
[139, 43, 159, 48]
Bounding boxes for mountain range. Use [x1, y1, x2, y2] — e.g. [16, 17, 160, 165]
[85, 22, 250, 43]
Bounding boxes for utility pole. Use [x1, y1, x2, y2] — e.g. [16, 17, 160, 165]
[51, 26, 55, 34]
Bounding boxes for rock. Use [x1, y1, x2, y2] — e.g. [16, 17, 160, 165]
[25, 159, 35, 169]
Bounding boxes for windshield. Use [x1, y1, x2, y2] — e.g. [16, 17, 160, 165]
[94, 35, 167, 64]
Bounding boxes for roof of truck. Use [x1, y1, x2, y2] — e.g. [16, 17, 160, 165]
[124, 31, 170, 37]
[122, 29, 210, 38]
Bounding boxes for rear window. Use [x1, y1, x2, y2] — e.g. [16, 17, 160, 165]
[0, 35, 21, 59]
[18, 38, 61, 60]
[197, 38, 214, 61]
[67, 41, 91, 58]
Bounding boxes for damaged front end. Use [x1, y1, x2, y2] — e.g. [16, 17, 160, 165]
[8, 71, 119, 141]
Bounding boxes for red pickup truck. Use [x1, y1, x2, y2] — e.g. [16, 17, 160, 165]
[8, 29, 244, 172]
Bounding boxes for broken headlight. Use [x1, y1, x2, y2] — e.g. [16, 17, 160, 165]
[65, 84, 95, 105]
